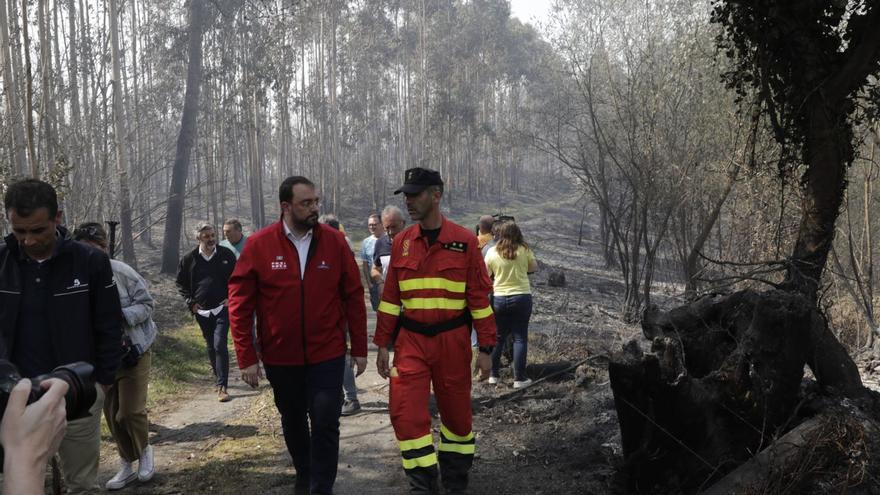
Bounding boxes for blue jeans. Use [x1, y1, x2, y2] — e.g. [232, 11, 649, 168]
[490, 294, 533, 382]
[368, 282, 380, 312]
[343, 354, 358, 401]
[265, 357, 345, 495]
[195, 308, 230, 388]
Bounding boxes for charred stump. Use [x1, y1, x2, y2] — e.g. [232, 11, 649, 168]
[609, 289, 865, 493]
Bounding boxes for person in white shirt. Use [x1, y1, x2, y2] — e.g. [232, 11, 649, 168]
[175, 223, 237, 402]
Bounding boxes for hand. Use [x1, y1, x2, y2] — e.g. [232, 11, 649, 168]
[1, 378, 68, 493]
[352, 356, 367, 377]
[475, 352, 491, 381]
[241, 363, 262, 388]
[376, 347, 390, 379]
[221, 299, 228, 307]
[190, 303, 202, 314]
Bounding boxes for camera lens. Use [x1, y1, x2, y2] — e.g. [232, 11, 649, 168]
[46, 362, 97, 420]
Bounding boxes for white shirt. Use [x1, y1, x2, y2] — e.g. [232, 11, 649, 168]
[283, 220, 313, 279]
[199, 245, 216, 262]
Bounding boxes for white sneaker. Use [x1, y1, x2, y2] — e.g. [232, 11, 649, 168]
[488, 376, 499, 384]
[513, 379, 533, 389]
[138, 444, 155, 482]
[106, 461, 137, 490]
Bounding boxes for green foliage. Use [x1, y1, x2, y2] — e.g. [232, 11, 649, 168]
[710, 0, 880, 176]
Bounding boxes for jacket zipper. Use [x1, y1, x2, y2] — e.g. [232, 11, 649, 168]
[300, 232, 319, 366]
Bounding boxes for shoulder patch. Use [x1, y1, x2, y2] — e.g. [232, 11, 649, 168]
[442, 241, 467, 253]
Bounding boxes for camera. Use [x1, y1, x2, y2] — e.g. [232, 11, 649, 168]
[0, 359, 97, 421]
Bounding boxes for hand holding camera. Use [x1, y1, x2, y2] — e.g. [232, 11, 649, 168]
[1, 378, 69, 494]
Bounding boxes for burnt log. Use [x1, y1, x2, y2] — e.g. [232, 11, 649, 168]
[609, 289, 865, 493]
[548, 270, 566, 287]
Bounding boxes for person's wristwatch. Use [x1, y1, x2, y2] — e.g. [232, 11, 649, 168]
[478, 346, 494, 355]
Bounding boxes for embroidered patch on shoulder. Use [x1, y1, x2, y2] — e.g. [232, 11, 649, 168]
[442, 241, 467, 253]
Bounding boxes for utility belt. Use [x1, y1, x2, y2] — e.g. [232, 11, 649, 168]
[391, 312, 472, 344]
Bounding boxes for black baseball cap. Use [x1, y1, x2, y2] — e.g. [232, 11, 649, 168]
[394, 167, 444, 195]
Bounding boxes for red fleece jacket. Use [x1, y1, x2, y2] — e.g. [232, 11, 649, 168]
[228, 220, 367, 369]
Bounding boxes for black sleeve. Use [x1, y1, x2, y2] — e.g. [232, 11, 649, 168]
[91, 252, 123, 385]
[176, 253, 193, 307]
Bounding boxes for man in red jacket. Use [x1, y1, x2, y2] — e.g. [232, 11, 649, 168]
[374, 168, 496, 494]
[228, 176, 367, 495]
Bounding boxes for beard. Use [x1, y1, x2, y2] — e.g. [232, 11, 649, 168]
[293, 212, 319, 231]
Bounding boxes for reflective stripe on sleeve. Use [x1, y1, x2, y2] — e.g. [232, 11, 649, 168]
[400, 297, 467, 310]
[470, 306, 493, 320]
[378, 301, 401, 316]
[399, 277, 466, 293]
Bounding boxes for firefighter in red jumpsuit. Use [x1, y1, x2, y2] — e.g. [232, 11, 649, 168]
[374, 167, 496, 494]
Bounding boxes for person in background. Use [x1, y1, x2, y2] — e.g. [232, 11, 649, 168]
[176, 222, 237, 402]
[361, 214, 385, 312]
[228, 176, 367, 495]
[73, 223, 158, 490]
[476, 215, 495, 250]
[371, 205, 407, 298]
[319, 213, 362, 416]
[482, 219, 504, 258]
[483, 221, 538, 389]
[0, 378, 69, 495]
[0, 178, 122, 495]
[220, 218, 248, 259]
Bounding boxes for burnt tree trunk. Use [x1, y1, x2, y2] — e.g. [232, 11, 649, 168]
[609, 290, 864, 493]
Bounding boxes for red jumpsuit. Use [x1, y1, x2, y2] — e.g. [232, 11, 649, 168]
[373, 216, 496, 492]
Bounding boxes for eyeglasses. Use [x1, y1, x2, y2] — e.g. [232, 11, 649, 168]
[73, 225, 104, 241]
[298, 199, 320, 209]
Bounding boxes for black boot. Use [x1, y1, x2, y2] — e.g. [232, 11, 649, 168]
[407, 465, 440, 494]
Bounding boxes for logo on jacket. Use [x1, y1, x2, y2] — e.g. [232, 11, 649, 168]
[317, 260, 330, 270]
[271, 258, 288, 270]
[402, 239, 410, 257]
[442, 241, 467, 253]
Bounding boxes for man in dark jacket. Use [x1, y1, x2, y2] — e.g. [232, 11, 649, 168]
[0, 178, 122, 494]
[175, 222, 237, 402]
[228, 176, 367, 495]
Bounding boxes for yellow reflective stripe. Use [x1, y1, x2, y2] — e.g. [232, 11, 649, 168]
[439, 442, 475, 455]
[401, 452, 438, 470]
[470, 306, 493, 320]
[399, 434, 433, 452]
[401, 298, 467, 310]
[378, 301, 401, 316]
[399, 277, 466, 293]
[440, 424, 474, 443]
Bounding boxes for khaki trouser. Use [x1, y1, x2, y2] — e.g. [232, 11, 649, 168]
[57, 385, 104, 494]
[104, 350, 151, 462]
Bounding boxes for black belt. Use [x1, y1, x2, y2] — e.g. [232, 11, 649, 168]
[392, 312, 472, 343]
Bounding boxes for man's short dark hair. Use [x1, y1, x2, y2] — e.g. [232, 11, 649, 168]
[4, 179, 59, 218]
[223, 218, 243, 231]
[427, 184, 444, 196]
[279, 176, 315, 203]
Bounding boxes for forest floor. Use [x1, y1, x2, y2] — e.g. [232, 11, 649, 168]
[91, 191, 653, 495]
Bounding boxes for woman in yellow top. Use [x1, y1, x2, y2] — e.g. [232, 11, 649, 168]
[484, 221, 538, 388]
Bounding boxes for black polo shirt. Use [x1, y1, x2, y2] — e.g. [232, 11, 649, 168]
[12, 254, 57, 378]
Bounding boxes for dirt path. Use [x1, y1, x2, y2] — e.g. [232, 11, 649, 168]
[98, 309, 411, 494]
